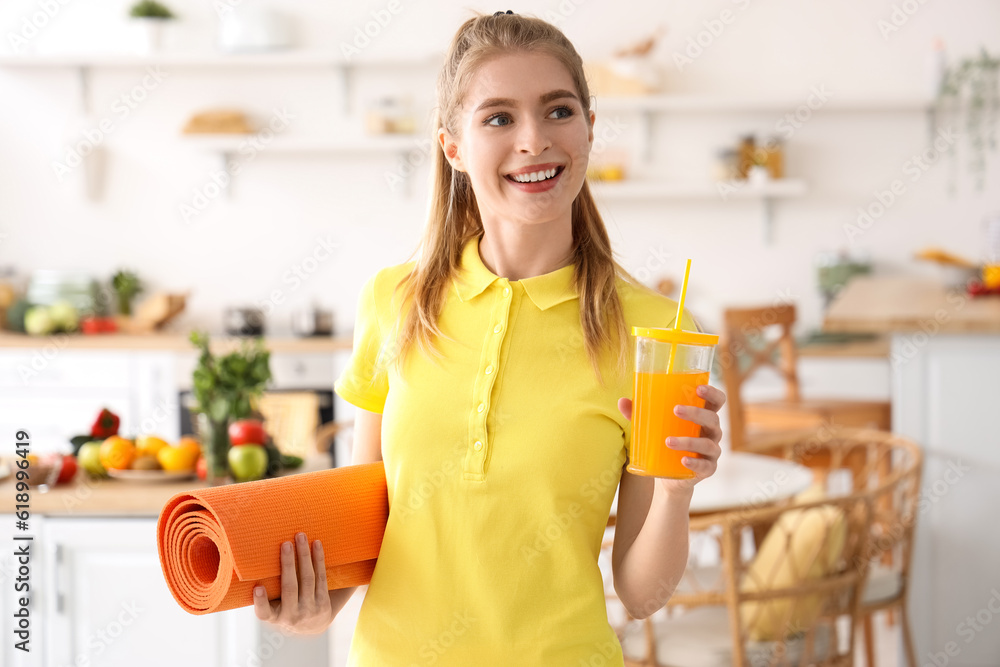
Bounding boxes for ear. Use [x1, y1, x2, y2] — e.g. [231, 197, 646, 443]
[587, 109, 596, 146]
[438, 127, 465, 172]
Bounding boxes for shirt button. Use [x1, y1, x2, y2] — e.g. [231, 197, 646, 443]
[503, 287, 510, 296]
[485, 365, 494, 375]
[477, 403, 485, 413]
[493, 324, 502, 334]
[474, 440, 483, 451]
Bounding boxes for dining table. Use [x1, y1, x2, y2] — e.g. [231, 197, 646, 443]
[609, 451, 815, 519]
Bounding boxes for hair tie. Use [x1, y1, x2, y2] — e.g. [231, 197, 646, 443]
[493, 10, 514, 16]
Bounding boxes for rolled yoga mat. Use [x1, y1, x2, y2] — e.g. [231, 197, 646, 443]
[157, 461, 388, 615]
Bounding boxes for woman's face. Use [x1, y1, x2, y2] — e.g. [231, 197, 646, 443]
[439, 51, 595, 229]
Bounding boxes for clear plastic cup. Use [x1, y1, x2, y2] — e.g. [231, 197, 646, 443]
[628, 327, 719, 479]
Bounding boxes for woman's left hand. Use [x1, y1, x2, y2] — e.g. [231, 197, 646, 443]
[617, 383, 727, 495]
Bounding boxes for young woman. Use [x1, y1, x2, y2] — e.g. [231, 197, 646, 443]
[254, 12, 726, 665]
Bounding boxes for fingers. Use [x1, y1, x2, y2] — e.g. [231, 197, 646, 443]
[312, 540, 329, 601]
[280, 539, 299, 610]
[295, 532, 316, 606]
[673, 404, 722, 441]
[696, 384, 727, 411]
[680, 454, 717, 478]
[253, 585, 278, 622]
[618, 397, 633, 421]
[666, 436, 721, 461]
[666, 435, 721, 478]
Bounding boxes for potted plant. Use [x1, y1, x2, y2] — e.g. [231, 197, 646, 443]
[129, 0, 177, 55]
[935, 47, 1000, 194]
[189, 330, 272, 484]
[111, 269, 143, 316]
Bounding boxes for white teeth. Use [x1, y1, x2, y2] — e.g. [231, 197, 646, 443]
[511, 167, 559, 183]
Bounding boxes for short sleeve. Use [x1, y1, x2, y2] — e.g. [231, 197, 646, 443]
[680, 308, 704, 334]
[334, 273, 390, 414]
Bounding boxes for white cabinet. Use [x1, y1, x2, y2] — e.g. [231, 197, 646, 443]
[0, 350, 178, 450]
[0, 351, 132, 452]
[37, 517, 332, 667]
[894, 334, 1000, 666]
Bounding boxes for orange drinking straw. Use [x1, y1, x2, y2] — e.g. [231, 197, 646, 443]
[666, 259, 692, 374]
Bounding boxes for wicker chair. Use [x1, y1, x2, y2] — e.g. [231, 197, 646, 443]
[604, 488, 872, 667]
[750, 428, 923, 667]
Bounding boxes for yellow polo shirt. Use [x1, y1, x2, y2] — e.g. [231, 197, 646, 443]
[335, 235, 698, 666]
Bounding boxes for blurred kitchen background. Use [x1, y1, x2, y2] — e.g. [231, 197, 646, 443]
[0, 0, 999, 666]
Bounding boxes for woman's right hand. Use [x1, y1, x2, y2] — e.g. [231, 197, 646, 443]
[253, 531, 332, 635]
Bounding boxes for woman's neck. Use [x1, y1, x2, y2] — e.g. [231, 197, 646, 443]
[477, 220, 574, 281]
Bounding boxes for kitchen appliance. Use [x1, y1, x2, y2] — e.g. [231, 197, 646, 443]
[291, 303, 333, 337]
[223, 306, 265, 336]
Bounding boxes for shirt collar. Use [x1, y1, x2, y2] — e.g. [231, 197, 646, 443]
[453, 235, 578, 311]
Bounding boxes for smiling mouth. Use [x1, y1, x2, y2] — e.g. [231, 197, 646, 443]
[504, 165, 565, 183]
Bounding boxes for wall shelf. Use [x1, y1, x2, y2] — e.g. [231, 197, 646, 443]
[0, 50, 442, 114]
[590, 178, 807, 243]
[0, 50, 443, 68]
[182, 134, 424, 197]
[595, 93, 936, 161]
[182, 134, 420, 153]
[590, 178, 806, 199]
[596, 94, 933, 113]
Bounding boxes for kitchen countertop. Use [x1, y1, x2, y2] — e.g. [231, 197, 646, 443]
[796, 336, 889, 358]
[824, 275, 1000, 334]
[0, 331, 352, 352]
[0, 455, 334, 517]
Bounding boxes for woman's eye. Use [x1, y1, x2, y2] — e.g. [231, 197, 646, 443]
[549, 106, 574, 119]
[484, 113, 512, 127]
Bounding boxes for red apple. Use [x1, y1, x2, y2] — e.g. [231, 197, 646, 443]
[229, 419, 267, 446]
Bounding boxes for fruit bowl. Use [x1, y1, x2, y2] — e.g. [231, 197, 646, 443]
[106, 469, 196, 483]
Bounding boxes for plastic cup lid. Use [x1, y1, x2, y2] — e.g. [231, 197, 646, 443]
[632, 326, 719, 346]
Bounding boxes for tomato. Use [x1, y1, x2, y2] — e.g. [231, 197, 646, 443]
[228, 419, 267, 446]
[81, 317, 102, 335]
[80, 317, 118, 335]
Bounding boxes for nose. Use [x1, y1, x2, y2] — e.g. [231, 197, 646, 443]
[515, 117, 551, 156]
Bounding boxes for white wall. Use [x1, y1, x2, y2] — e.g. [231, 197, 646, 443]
[1, 0, 998, 339]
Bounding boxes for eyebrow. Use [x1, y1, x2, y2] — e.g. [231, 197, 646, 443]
[474, 89, 580, 113]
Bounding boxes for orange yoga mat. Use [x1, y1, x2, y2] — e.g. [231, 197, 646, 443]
[157, 462, 388, 615]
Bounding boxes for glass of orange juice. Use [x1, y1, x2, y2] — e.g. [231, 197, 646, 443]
[628, 327, 719, 479]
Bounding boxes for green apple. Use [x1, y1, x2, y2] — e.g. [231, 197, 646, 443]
[24, 306, 56, 336]
[78, 441, 107, 478]
[228, 444, 268, 482]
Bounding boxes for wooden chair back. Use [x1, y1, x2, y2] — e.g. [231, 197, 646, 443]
[719, 304, 801, 451]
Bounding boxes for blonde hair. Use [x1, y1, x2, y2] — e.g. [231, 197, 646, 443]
[393, 12, 633, 382]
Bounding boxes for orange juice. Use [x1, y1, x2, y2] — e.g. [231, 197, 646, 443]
[628, 370, 710, 478]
